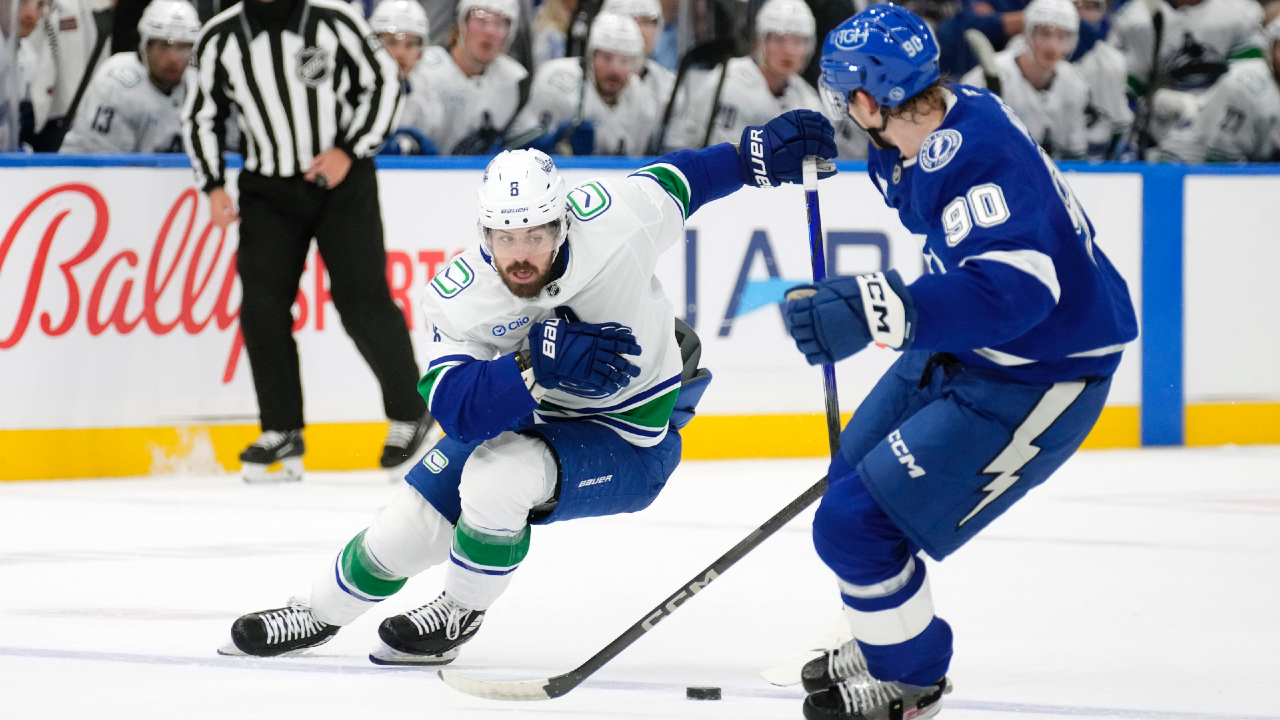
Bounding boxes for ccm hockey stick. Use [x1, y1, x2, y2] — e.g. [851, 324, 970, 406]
[438, 158, 840, 702]
[438, 475, 829, 700]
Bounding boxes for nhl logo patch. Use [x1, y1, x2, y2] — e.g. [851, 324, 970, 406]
[546, 282, 561, 297]
[295, 47, 331, 87]
[919, 129, 962, 173]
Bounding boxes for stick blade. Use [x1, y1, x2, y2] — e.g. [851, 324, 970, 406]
[438, 669, 552, 701]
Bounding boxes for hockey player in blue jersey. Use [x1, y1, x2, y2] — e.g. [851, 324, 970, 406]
[779, 5, 1139, 719]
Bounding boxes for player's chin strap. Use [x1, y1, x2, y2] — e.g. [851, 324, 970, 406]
[849, 100, 896, 150]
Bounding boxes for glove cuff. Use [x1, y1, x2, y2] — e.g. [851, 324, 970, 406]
[738, 125, 776, 188]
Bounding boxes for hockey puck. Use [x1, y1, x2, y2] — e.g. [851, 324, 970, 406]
[686, 686, 721, 700]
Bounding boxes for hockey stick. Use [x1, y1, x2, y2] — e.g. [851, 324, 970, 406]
[438, 475, 830, 700]
[964, 29, 1002, 97]
[1127, 0, 1164, 157]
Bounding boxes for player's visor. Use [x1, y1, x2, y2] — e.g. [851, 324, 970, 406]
[819, 78, 853, 121]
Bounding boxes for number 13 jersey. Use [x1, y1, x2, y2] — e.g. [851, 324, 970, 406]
[865, 84, 1138, 385]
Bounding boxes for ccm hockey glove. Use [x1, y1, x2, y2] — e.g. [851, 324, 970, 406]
[739, 109, 838, 187]
[528, 319, 642, 398]
[782, 270, 917, 366]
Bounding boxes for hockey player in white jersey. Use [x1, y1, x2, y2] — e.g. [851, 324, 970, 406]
[602, 0, 676, 118]
[218, 112, 840, 663]
[60, 0, 198, 154]
[1074, 35, 1134, 158]
[1158, 15, 1280, 161]
[1110, 0, 1266, 143]
[369, 0, 441, 155]
[666, 0, 867, 157]
[509, 13, 658, 155]
[667, 0, 820, 150]
[962, 0, 1091, 159]
[413, 0, 526, 155]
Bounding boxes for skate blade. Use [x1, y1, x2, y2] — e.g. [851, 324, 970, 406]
[217, 639, 247, 656]
[368, 641, 458, 666]
[243, 457, 304, 484]
[217, 635, 333, 658]
[385, 423, 445, 483]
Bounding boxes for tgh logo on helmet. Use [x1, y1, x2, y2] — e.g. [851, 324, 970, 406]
[834, 27, 871, 49]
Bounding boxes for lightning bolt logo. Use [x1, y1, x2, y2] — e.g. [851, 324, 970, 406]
[958, 381, 1087, 528]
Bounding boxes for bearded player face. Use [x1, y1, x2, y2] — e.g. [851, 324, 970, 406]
[486, 222, 561, 298]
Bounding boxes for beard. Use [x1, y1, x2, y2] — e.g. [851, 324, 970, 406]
[498, 258, 552, 299]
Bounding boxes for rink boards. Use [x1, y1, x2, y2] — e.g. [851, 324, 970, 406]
[0, 155, 1276, 479]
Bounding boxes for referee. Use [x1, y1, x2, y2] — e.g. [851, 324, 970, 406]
[183, 0, 435, 483]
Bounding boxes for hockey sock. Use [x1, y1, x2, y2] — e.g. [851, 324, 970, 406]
[311, 530, 408, 626]
[839, 556, 953, 686]
[444, 513, 530, 610]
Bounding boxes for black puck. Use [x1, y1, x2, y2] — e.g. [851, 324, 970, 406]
[686, 686, 721, 700]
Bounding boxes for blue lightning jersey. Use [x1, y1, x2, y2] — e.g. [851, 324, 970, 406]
[867, 85, 1138, 384]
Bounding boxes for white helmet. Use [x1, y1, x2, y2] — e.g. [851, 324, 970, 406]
[601, 0, 663, 26]
[1024, 0, 1079, 33]
[370, 0, 429, 40]
[137, 0, 201, 52]
[457, 0, 520, 26]
[755, 0, 815, 39]
[477, 149, 567, 249]
[587, 13, 645, 59]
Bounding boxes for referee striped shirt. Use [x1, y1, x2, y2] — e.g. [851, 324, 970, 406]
[182, 0, 401, 192]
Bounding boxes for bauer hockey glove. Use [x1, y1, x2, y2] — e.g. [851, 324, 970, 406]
[782, 270, 917, 366]
[528, 319, 642, 398]
[739, 109, 838, 187]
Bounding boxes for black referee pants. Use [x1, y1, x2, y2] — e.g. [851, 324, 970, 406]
[236, 158, 425, 432]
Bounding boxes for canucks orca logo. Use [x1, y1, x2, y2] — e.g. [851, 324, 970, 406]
[296, 47, 331, 87]
[919, 129, 962, 173]
[835, 27, 871, 49]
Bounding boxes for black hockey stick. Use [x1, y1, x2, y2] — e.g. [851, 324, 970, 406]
[438, 474, 829, 700]
[1128, 0, 1164, 157]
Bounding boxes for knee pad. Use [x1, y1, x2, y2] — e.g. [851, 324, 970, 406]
[812, 467, 913, 587]
[459, 432, 557, 532]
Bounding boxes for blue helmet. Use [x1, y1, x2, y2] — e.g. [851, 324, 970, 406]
[818, 3, 939, 116]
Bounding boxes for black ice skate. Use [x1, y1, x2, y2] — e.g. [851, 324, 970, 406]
[379, 411, 440, 471]
[218, 598, 338, 657]
[369, 592, 485, 666]
[802, 638, 870, 692]
[240, 429, 304, 483]
[803, 674, 952, 720]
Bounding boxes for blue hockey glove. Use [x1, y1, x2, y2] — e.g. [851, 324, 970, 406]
[378, 127, 440, 156]
[528, 319, 642, 397]
[782, 270, 917, 366]
[528, 120, 596, 156]
[739, 110, 838, 187]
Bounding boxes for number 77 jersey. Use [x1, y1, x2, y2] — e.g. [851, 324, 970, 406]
[865, 84, 1138, 385]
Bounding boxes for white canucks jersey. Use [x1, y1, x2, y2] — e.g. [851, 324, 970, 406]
[1074, 40, 1134, 157]
[398, 64, 443, 135]
[961, 48, 1090, 159]
[509, 57, 660, 155]
[61, 53, 188, 154]
[421, 168, 691, 446]
[636, 58, 675, 118]
[413, 46, 527, 154]
[1110, 0, 1265, 94]
[1158, 57, 1280, 162]
[666, 57, 821, 150]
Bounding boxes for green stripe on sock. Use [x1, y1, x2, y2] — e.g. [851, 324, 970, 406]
[339, 530, 407, 598]
[453, 515, 530, 569]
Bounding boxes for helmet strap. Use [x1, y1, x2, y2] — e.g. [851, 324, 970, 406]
[849, 93, 897, 150]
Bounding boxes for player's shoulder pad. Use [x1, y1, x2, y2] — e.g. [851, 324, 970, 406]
[727, 57, 760, 87]
[105, 54, 144, 90]
[915, 89, 1028, 186]
[1223, 58, 1271, 97]
[422, 46, 448, 67]
[1054, 61, 1091, 99]
[490, 54, 530, 83]
[566, 179, 616, 222]
[427, 253, 479, 301]
[540, 58, 582, 95]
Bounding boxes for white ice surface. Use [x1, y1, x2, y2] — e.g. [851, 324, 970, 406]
[2, 447, 1279, 720]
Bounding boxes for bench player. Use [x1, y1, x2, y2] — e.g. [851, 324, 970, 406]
[218, 114, 839, 663]
[779, 5, 1138, 719]
[61, 0, 199, 153]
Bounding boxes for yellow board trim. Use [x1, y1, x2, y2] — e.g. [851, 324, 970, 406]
[0, 403, 1274, 481]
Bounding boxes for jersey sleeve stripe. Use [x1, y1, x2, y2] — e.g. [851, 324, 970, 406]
[630, 163, 692, 219]
[959, 250, 1061, 303]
